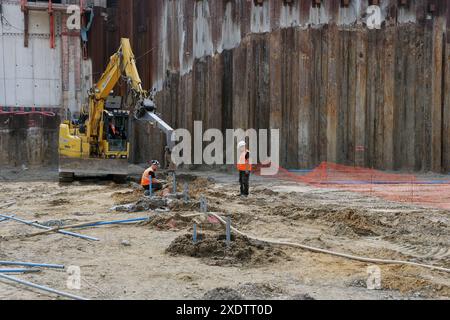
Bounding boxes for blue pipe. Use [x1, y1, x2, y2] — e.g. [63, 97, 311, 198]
[0, 214, 14, 223]
[0, 261, 64, 269]
[0, 274, 88, 300]
[0, 214, 99, 242]
[0, 269, 41, 274]
[74, 217, 150, 229]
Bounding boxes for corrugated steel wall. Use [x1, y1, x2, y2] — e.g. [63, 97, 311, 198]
[0, 3, 62, 109]
[89, 0, 450, 172]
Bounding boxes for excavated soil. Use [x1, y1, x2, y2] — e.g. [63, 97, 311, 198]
[203, 288, 244, 300]
[1, 168, 449, 300]
[166, 233, 288, 267]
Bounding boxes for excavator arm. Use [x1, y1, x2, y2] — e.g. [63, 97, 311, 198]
[86, 38, 147, 145]
[85, 38, 174, 155]
[59, 38, 176, 182]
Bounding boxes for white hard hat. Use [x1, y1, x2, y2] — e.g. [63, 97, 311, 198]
[238, 141, 246, 149]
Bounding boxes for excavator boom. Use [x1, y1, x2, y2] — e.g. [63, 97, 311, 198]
[59, 38, 175, 182]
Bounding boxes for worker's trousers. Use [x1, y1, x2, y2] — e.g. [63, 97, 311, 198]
[239, 171, 250, 196]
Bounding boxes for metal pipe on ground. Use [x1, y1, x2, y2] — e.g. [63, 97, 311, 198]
[73, 217, 150, 229]
[0, 214, 99, 242]
[0, 274, 89, 300]
[0, 261, 64, 269]
[0, 269, 41, 274]
[0, 214, 15, 223]
[0, 202, 15, 210]
[11, 217, 151, 240]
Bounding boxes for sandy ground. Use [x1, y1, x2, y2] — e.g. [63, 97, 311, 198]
[0, 167, 449, 300]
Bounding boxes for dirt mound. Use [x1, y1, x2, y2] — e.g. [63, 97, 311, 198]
[203, 288, 244, 300]
[113, 197, 168, 212]
[112, 189, 143, 205]
[237, 283, 284, 299]
[290, 293, 316, 300]
[144, 213, 224, 232]
[253, 188, 279, 197]
[325, 209, 381, 237]
[381, 265, 450, 297]
[144, 213, 194, 231]
[168, 199, 200, 212]
[171, 176, 214, 199]
[166, 233, 287, 267]
[267, 204, 381, 238]
[49, 198, 71, 207]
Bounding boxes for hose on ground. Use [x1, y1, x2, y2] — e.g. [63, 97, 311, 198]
[206, 212, 450, 274]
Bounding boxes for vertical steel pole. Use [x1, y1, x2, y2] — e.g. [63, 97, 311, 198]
[226, 217, 231, 247]
[193, 223, 197, 244]
[149, 179, 153, 197]
[172, 172, 177, 194]
[183, 183, 189, 202]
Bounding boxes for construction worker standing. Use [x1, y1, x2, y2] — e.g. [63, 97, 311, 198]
[141, 160, 163, 194]
[237, 141, 252, 197]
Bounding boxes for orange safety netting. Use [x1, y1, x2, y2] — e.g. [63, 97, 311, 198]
[255, 162, 450, 210]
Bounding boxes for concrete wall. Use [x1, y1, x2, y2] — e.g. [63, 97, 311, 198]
[94, 0, 449, 172]
[0, 112, 60, 167]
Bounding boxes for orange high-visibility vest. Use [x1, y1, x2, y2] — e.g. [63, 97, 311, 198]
[141, 168, 154, 186]
[237, 150, 252, 172]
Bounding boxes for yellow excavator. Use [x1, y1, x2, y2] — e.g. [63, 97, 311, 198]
[59, 38, 174, 182]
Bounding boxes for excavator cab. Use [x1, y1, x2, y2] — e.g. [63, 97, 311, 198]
[102, 96, 129, 159]
[102, 110, 129, 158]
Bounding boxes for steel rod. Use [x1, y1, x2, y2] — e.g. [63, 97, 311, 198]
[193, 223, 197, 244]
[0, 202, 15, 210]
[226, 217, 231, 247]
[0, 274, 89, 300]
[74, 217, 149, 229]
[0, 261, 64, 269]
[0, 269, 41, 274]
[0, 215, 99, 241]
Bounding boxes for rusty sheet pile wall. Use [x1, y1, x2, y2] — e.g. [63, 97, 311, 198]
[92, 0, 449, 172]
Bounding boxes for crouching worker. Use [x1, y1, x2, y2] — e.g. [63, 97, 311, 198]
[141, 160, 163, 194]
